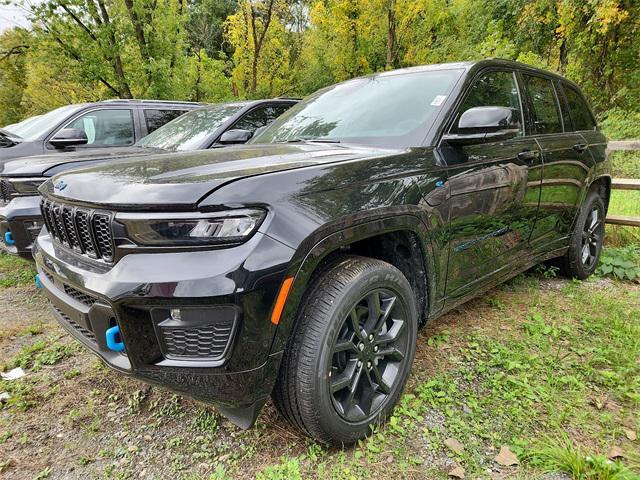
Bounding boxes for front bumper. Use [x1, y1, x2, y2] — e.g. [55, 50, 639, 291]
[34, 228, 295, 424]
[0, 196, 43, 258]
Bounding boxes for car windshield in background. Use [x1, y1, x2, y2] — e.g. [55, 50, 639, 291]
[255, 69, 464, 147]
[11, 105, 83, 140]
[136, 104, 246, 151]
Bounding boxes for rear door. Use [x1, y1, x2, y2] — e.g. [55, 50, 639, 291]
[522, 74, 593, 250]
[438, 69, 543, 300]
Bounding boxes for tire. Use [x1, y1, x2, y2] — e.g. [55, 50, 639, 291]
[272, 255, 418, 445]
[558, 190, 606, 280]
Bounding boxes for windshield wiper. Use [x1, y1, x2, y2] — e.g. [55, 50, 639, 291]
[280, 138, 341, 144]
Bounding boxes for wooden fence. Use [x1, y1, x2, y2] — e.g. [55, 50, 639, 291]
[606, 141, 640, 227]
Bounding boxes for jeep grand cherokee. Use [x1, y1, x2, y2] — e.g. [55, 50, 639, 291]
[34, 60, 609, 445]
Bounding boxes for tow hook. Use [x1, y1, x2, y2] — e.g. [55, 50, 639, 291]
[35, 274, 42, 289]
[4, 231, 14, 245]
[105, 325, 125, 352]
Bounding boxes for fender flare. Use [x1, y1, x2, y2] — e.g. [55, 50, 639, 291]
[268, 207, 441, 354]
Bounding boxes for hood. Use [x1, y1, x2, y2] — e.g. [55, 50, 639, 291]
[40, 143, 402, 209]
[0, 147, 165, 176]
[0, 129, 21, 148]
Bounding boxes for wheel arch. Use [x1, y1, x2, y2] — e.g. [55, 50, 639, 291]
[586, 175, 612, 214]
[269, 211, 439, 354]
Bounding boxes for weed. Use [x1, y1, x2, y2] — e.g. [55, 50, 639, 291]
[0, 253, 36, 288]
[597, 245, 640, 281]
[256, 457, 302, 480]
[529, 436, 637, 480]
[191, 408, 219, 434]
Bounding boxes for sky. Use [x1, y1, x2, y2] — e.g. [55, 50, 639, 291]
[0, 4, 31, 33]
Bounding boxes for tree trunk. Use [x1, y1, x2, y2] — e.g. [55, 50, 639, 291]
[386, 0, 397, 70]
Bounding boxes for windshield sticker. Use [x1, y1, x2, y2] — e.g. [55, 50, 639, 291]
[431, 95, 447, 106]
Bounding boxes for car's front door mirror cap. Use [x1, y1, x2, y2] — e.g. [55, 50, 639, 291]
[443, 106, 521, 146]
[50, 128, 89, 148]
[219, 129, 253, 145]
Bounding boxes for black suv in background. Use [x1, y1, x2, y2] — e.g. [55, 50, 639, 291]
[0, 99, 297, 257]
[0, 99, 204, 163]
[34, 60, 609, 445]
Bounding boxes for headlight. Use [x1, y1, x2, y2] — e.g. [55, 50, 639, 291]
[1, 177, 46, 198]
[115, 209, 266, 246]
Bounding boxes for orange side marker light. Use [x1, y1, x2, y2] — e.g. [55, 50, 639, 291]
[271, 276, 294, 325]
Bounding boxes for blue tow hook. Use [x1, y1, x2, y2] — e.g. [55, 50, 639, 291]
[4, 231, 15, 245]
[105, 325, 125, 352]
[35, 274, 42, 289]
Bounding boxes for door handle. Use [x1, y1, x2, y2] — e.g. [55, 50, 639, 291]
[573, 143, 588, 154]
[517, 150, 540, 164]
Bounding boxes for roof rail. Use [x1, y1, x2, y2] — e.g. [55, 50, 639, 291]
[275, 96, 302, 101]
[99, 99, 205, 105]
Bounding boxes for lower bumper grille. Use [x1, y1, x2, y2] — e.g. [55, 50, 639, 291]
[52, 304, 97, 343]
[161, 322, 234, 359]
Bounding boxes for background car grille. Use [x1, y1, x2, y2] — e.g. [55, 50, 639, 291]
[40, 198, 114, 262]
[159, 319, 235, 360]
[0, 180, 9, 203]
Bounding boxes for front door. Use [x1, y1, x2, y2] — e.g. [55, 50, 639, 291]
[438, 69, 543, 301]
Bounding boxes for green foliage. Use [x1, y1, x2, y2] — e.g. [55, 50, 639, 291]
[600, 109, 640, 140]
[530, 436, 638, 480]
[0, 252, 37, 288]
[2, 0, 639, 124]
[596, 246, 640, 282]
[256, 457, 302, 480]
[610, 151, 640, 179]
[11, 338, 76, 371]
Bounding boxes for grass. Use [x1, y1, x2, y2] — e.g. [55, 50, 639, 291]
[0, 269, 637, 479]
[610, 151, 640, 180]
[0, 252, 36, 288]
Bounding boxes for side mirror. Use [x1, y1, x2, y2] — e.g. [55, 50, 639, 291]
[443, 106, 520, 145]
[50, 128, 89, 148]
[218, 129, 253, 145]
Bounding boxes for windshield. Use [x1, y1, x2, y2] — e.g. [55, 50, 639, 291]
[3, 115, 42, 135]
[136, 104, 245, 151]
[11, 105, 83, 141]
[254, 69, 464, 147]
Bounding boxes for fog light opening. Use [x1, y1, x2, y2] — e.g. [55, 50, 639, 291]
[170, 308, 182, 321]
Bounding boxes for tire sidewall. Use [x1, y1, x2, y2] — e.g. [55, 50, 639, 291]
[569, 192, 605, 279]
[304, 263, 418, 444]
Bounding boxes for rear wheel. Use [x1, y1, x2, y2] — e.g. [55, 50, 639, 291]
[558, 190, 605, 279]
[272, 255, 418, 445]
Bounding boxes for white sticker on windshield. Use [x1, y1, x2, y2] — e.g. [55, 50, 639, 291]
[431, 95, 447, 106]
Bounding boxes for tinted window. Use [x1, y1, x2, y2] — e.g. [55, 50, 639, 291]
[136, 104, 245, 151]
[232, 105, 292, 133]
[255, 69, 464, 147]
[555, 81, 573, 131]
[524, 75, 562, 134]
[564, 85, 596, 131]
[66, 109, 134, 146]
[144, 109, 188, 134]
[455, 70, 523, 135]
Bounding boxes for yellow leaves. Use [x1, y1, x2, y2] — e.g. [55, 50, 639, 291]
[593, 0, 629, 34]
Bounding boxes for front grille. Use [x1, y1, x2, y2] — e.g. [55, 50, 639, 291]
[52, 304, 96, 343]
[63, 284, 99, 307]
[40, 198, 114, 262]
[0, 180, 9, 202]
[159, 319, 234, 360]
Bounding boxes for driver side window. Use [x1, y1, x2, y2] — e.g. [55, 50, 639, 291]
[453, 71, 523, 136]
[65, 109, 134, 146]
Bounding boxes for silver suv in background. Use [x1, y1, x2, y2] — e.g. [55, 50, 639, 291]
[0, 99, 204, 164]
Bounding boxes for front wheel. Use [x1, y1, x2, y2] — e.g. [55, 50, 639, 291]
[558, 190, 606, 279]
[272, 256, 418, 445]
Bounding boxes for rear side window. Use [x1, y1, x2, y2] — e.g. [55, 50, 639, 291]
[232, 105, 292, 134]
[564, 85, 596, 131]
[144, 109, 188, 134]
[455, 70, 523, 135]
[554, 81, 573, 131]
[523, 75, 562, 135]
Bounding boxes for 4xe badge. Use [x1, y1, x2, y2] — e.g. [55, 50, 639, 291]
[54, 180, 68, 191]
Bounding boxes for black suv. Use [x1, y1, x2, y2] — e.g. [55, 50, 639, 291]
[0, 99, 204, 163]
[34, 60, 609, 445]
[0, 99, 297, 258]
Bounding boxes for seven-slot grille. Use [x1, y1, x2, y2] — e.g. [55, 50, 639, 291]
[40, 198, 114, 262]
